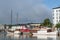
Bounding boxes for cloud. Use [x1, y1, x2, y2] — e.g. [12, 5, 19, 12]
[0, 0, 52, 24]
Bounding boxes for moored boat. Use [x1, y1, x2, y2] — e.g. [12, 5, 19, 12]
[33, 27, 58, 36]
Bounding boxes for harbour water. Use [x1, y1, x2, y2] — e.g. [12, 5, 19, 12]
[0, 32, 60, 40]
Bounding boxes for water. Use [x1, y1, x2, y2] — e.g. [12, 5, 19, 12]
[0, 32, 60, 40]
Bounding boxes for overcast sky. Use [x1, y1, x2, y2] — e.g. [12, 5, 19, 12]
[0, 0, 60, 24]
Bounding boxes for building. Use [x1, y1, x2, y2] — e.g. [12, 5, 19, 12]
[53, 7, 60, 26]
[27, 23, 41, 29]
[6, 24, 27, 31]
[0, 24, 4, 30]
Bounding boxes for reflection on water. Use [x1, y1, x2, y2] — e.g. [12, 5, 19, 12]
[33, 35, 57, 40]
[0, 32, 60, 40]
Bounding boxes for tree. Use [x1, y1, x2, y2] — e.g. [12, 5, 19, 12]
[55, 23, 60, 28]
[42, 18, 52, 27]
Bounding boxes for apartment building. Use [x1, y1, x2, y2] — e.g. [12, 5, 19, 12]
[53, 7, 60, 26]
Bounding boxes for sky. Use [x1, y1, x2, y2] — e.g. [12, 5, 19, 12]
[0, 0, 60, 24]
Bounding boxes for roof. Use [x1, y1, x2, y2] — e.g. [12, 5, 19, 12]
[6, 24, 27, 26]
[27, 23, 41, 25]
[53, 7, 60, 9]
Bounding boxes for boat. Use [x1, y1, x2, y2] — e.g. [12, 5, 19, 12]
[20, 26, 30, 35]
[14, 29, 21, 34]
[6, 28, 14, 34]
[33, 27, 58, 36]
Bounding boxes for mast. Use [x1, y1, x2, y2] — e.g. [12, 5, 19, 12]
[11, 9, 12, 25]
[16, 13, 18, 24]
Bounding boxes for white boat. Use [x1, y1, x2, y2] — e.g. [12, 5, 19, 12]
[33, 31, 57, 36]
[33, 28, 58, 36]
[6, 29, 20, 34]
[14, 30, 21, 34]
